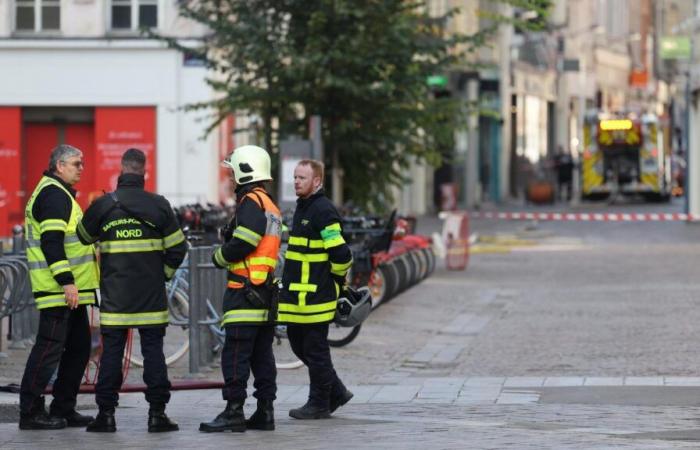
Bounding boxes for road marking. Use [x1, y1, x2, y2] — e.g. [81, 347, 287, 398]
[511, 244, 585, 252]
[471, 211, 700, 222]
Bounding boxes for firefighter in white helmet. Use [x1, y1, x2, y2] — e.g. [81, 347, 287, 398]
[200, 145, 282, 432]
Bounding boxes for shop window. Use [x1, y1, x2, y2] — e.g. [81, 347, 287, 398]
[111, 0, 158, 30]
[15, 0, 60, 32]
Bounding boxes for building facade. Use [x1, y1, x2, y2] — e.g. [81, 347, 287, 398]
[0, 0, 232, 236]
[0, 1, 680, 231]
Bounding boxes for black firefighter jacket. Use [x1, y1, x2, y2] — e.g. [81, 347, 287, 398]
[77, 173, 187, 328]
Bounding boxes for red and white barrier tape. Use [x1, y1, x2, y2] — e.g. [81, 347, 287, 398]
[470, 212, 700, 222]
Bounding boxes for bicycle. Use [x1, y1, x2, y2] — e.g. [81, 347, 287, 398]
[127, 256, 303, 370]
[200, 298, 303, 370]
[0, 256, 34, 320]
[327, 321, 363, 348]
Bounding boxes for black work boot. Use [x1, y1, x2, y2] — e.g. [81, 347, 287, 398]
[199, 401, 246, 432]
[86, 408, 116, 433]
[54, 410, 94, 428]
[19, 397, 66, 430]
[330, 388, 354, 414]
[288, 402, 331, 420]
[148, 404, 179, 432]
[19, 410, 67, 430]
[245, 399, 274, 431]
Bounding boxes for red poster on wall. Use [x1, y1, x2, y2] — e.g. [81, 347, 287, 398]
[24, 124, 59, 204]
[24, 123, 96, 210]
[0, 107, 22, 236]
[94, 107, 156, 193]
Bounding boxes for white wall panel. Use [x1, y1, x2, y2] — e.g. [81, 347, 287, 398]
[0, 46, 178, 105]
[178, 64, 218, 204]
[63, 0, 105, 36]
[0, 1, 11, 37]
[0, 42, 217, 205]
[156, 103, 179, 199]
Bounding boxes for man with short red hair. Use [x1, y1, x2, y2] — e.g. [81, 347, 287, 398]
[279, 159, 354, 419]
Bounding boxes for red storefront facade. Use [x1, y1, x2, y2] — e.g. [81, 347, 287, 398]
[0, 106, 157, 237]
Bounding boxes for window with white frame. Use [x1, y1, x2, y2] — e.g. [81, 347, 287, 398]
[111, 0, 158, 30]
[15, 0, 60, 32]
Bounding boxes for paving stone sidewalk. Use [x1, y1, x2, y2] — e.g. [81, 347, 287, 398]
[3, 377, 700, 449]
[4, 212, 700, 448]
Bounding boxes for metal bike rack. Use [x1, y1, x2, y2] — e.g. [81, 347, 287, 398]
[0, 228, 38, 354]
[1, 237, 234, 374]
[186, 246, 227, 374]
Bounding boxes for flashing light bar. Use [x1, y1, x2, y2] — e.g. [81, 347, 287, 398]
[600, 119, 633, 131]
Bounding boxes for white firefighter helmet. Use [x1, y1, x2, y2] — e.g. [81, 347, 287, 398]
[222, 145, 272, 184]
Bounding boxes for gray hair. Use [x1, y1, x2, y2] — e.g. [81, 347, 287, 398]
[48, 145, 83, 173]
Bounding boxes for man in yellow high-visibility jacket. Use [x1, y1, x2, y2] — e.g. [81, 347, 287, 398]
[19, 145, 99, 430]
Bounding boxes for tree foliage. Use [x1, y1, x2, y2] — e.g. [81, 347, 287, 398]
[161, 0, 550, 210]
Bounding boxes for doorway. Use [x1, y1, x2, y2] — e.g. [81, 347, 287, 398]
[22, 108, 95, 209]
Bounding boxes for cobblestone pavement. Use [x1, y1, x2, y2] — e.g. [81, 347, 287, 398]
[3, 380, 700, 449]
[4, 204, 700, 448]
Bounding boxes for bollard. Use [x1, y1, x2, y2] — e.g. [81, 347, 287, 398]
[183, 245, 229, 375]
[188, 248, 201, 374]
[12, 224, 24, 255]
[442, 211, 469, 271]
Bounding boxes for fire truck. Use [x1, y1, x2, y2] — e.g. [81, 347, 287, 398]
[581, 113, 672, 201]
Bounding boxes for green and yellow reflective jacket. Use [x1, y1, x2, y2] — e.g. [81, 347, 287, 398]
[25, 175, 99, 310]
[279, 190, 353, 324]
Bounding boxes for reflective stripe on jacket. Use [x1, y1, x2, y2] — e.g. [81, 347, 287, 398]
[25, 176, 99, 309]
[213, 186, 281, 326]
[77, 173, 187, 328]
[279, 190, 353, 324]
[222, 188, 282, 289]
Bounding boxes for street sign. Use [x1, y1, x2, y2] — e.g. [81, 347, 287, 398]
[427, 75, 448, 88]
[660, 36, 691, 60]
[629, 69, 648, 88]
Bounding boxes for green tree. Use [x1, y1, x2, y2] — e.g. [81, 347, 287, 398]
[162, 0, 550, 210]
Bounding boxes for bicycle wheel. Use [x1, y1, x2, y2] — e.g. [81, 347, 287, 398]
[424, 247, 436, 276]
[412, 249, 428, 281]
[392, 255, 410, 294]
[382, 259, 401, 300]
[328, 323, 362, 347]
[273, 325, 304, 369]
[404, 251, 419, 288]
[128, 288, 190, 368]
[368, 264, 395, 307]
[168, 287, 190, 325]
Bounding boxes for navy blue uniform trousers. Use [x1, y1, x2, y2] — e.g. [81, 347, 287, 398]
[19, 305, 91, 416]
[95, 327, 171, 409]
[221, 325, 277, 402]
[286, 323, 347, 408]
